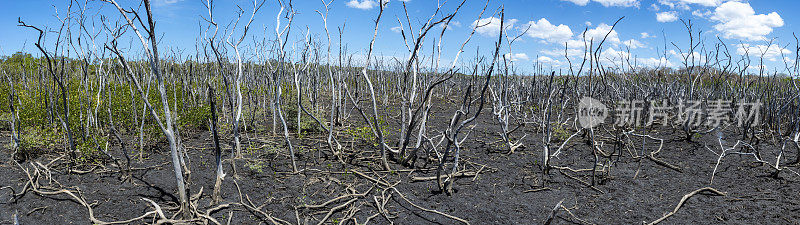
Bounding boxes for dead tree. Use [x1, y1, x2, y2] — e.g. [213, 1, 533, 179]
[436, 7, 504, 194]
[18, 14, 78, 164]
[274, 0, 299, 172]
[103, 0, 189, 216]
[226, 0, 265, 158]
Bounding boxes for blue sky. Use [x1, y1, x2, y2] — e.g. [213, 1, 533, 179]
[1, 0, 798, 74]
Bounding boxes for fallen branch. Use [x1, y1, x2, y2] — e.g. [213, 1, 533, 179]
[543, 199, 563, 225]
[648, 187, 726, 225]
[411, 171, 478, 182]
[646, 154, 683, 173]
[391, 187, 470, 224]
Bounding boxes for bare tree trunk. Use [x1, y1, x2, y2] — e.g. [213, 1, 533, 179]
[208, 85, 224, 204]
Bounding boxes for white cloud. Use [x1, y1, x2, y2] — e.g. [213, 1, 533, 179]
[746, 64, 768, 73]
[152, 0, 183, 7]
[537, 56, 561, 65]
[561, 0, 590, 6]
[656, 11, 679, 22]
[670, 50, 707, 64]
[522, 18, 574, 43]
[390, 26, 402, 33]
[346, 0, 378, 10]
[585, 21, 592, 27]
[623, 39, 646, 49]
[710, 1, 783, 41]
[552, 23, 621, 53]
[658, 0, 720, 10]
[440, 21, 462, 29]
[595, 0, 639, 7]
[583, 23, 621, 45]
[736, 44, 792, 61]
[504, 53, 530, 61]
[650, 3, 660, 11]
[541, 48, 585, 59]
[657, 0, 679, 9]
[564, 39, 586, 48]
[562, 0, 638, 7]
[679, 0, 720, 7]
[602, 47, 630, 59]
[598, 47, 632, 67]
[472, 17, 517, 37]
[692, 9, 712, 18]
[639, 57, 674, 68]
[641, 32, 655, 38]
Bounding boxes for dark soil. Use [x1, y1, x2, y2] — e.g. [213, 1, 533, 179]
[0, 99, 799, 224]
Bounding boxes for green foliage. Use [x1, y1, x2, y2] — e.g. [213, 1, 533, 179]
[178, 103, 211, 131]
[345, 125, 375, 145]
[343, 113, 395, 146]
[245, 160, 267, 173]
[75, 136, 107, 165]
[280, 83, 326, 135]
[14, 125, 63, 159]
[552, 124, 570, 142]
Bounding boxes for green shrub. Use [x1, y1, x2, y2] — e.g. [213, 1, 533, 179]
[14, 125, 63, 159]
[178, 104, 211, 131]
[552, 124, 570, 142]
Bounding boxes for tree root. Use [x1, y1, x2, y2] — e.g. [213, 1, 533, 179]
[12, 161, 229, 225]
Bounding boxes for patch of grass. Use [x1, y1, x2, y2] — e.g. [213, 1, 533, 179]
[245, 160, 267, 173]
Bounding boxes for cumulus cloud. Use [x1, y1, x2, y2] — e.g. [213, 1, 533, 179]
[537, 22, 635, 66]
[656, 11, 679, 22]
[598, 47, 632, 67]
[583, 23, 621, 45]
[504, 53, 530, 61]
[639, 57, 674, 68]
[692, 9, 712, 18]
[670, 50, 707, 64]
[472, 17, 517, 37]
[521, 18, 574, 43]
[650, 3, 660, 11]
[623, 39, 646, 49]
[537, 56, 561, 65]
[736, 44, 792, 61]
[561, 0, 590, 6]
[543, 23, 623, 56]
[562, 0, 638, 7]
[658, 0, 721, 9]
[541, 48, 585, 59]
[595, 0, 639, 7]
[641, 32, 655, 38]
[710, 1, 783, 41]
[346, 0, 378, 10]
[678, 0, 720, 7]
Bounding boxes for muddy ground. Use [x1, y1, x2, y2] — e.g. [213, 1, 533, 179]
[0, 100, 798, 224]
